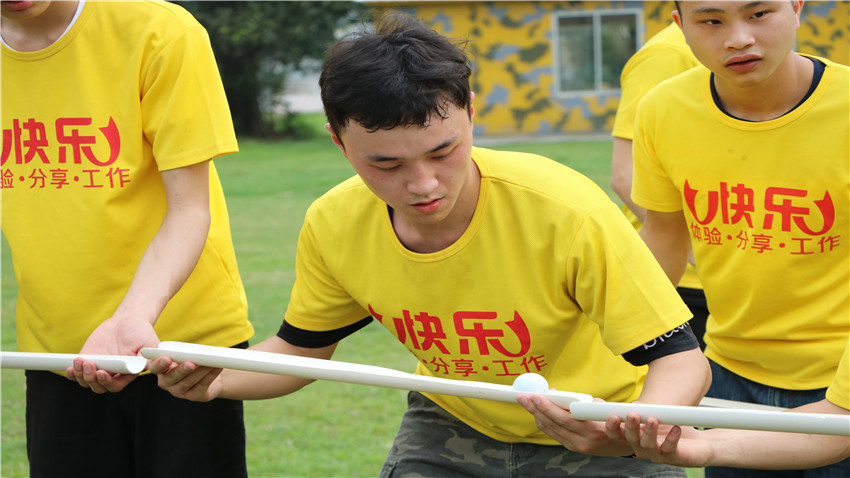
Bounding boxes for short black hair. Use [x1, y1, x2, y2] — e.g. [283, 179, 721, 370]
[320, 11, 472, 138]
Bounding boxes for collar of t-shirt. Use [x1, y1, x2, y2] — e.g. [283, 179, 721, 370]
[710, 56, 825, 122]
[0, 0, 86, 51]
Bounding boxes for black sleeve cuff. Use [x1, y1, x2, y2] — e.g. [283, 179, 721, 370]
[622, 323, 700, 366]
[277, 317, 373, 348]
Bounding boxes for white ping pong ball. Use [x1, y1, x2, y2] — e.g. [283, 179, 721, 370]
[512, 373, 549, 393]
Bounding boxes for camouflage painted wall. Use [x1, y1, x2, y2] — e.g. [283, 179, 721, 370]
[372, 1, 848, 138]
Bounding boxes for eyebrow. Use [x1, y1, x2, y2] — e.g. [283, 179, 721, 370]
[691, 1, 765, 15]
[366, 136, 459, 162]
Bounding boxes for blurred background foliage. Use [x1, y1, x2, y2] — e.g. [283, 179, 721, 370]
[179, 1, 368, 138]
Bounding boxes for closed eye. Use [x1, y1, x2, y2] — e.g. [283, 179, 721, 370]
[431, 144, 458, 161]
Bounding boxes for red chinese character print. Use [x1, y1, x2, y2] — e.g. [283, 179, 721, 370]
[391, 310, 420, 349]
[50, 168, 70, 189]
[413, 312, 450, 354]
[453, 311, 531, 357]
[28, 169, 47, 188]
[454, 311, 501, 355]
[726, 183, 755, 227]
[751, 234, 773, 253]
[1, 119, 22, 166]
[790, 237, 815, 255]
[735, 230, 749, 250]
[797, 192, 834, 236]
[763, 188, 834, 236]
[1, 169, 15, 189]
[520, 355, 548, 373]
[684, 180, 718, 225]
[818, 236, 840, 252]
[451, 359, 477, 377]
[82, 170, 104, 188]
[489, 311, 531, 357]
[491, 359, 519, 376]
[690, 223, 703, 241]
[704, 227, 723, 245]
[56, 117, 120, 166]
[368, 304, 384, 324]
[430, 356, 450, 375]
[22, 119, 50, 165]
[105, 167, 130, 188]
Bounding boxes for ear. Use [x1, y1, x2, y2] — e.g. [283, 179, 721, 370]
[469, 91, 476, 120]
[792, 1, 804, 28]
[672, 10, 683, 30]
[672, 11, 689, 49]
[325, 123, 348, 158]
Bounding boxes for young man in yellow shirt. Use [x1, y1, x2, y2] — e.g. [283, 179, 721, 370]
[632, 2, 849, 476]
[152, 11, 711, 478]
[1, 1, 253, 476]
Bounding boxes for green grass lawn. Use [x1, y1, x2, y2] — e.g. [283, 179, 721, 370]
[0, 116, 703, 477]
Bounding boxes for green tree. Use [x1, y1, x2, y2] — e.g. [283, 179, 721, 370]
[179, 1, 368, 138]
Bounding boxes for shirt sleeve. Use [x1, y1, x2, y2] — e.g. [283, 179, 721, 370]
[566, 203, 693, 355]
[141, 25, 238, 170]
[284, 210, 371, 332]
[278, 317, 373, 348]
[612, 46, 697, 140]
[621, 323, 699, 366]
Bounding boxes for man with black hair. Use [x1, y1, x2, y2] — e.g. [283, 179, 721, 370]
[152, 11, 711, 477]
[631, 1, 849, 476]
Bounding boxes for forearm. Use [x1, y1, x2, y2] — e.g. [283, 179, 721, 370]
[639, 210, 690, 285]
[113, 162, 212, 324]
[611, 398, 848, 469]
[709, 400, 850, 468]
[116, 205, 210, 323]
[610, 138, 647, 223]
[704, 427, 849, 469]
[218, 336, 338, 400]
[637, 348, 711, 405]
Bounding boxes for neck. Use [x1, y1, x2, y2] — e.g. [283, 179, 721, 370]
[714, 53, 813, 121]
[1, 1, 79, 51]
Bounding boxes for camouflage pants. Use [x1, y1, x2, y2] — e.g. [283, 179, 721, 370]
[380, 391, 687, 478]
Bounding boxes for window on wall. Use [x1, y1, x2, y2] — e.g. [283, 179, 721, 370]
[555, 9, 641, 94]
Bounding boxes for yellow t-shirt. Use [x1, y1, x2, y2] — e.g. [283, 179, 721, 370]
[286, 147, 692, 444]
[612, 23, 703, 289]
[0, 1, 254, 354]
[632, 58, 849, 389]
[825, 338, 849, 410]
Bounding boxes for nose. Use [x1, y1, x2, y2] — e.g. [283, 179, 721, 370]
[406, 162, 439, 196]
[725, 20, 755, 51]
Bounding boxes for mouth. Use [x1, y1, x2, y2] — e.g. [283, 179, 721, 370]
[725, 54, 761, 72]
[1, 1, 34, 10]
[411, 198, 443, 214]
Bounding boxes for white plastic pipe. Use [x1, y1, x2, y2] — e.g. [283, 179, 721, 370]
[0, 351, 147, 374]
[698, 396, 786, 411]
[140, 342, 850, 436]
[569, 401, 850, 436]
[140, 341, 593, 409]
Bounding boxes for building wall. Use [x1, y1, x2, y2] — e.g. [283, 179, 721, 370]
[373, 1, 848, 138]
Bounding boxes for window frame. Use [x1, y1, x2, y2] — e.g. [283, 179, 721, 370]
[552, 7, 644, 97]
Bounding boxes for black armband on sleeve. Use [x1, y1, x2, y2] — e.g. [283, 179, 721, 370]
[277, 317, 373, 348]
[621, 323, 700, 366]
